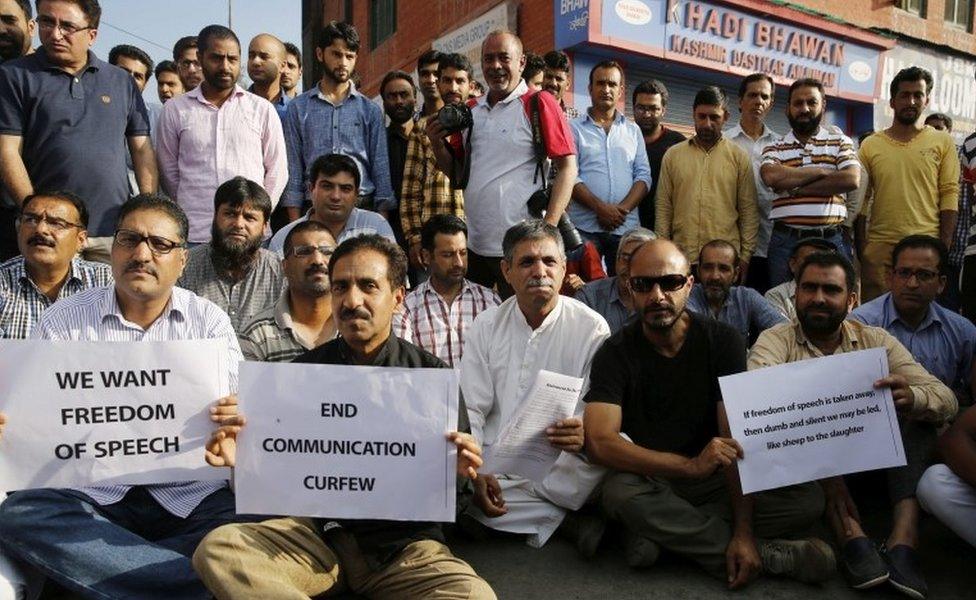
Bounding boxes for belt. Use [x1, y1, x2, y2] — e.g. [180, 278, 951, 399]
[773, 221, 840, 239]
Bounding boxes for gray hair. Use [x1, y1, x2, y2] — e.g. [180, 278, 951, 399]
[502, 219, 563, 263]
[617, 227, 656, 261]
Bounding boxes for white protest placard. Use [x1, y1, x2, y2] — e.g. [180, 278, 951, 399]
[0, 339, 231, 491]
[720, 347, 906, 494]
[483, 370, 583, 482]
[235, 362, 459, 522]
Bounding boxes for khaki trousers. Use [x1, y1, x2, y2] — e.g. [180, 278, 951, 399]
[192, 517, 495, 600]
[860, 241, 895, 303]
[601, 472, 824, 578]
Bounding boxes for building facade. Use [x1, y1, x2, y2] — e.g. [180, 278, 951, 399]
[303, 0, 976, 139]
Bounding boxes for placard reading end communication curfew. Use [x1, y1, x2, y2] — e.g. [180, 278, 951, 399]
[720, 348, 906, 494]
[235, 363, 459, 522]
[0, 339, 231, 491]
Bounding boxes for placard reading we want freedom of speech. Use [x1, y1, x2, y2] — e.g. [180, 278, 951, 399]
[720, 348, 906, 494]
[0, 340, 231, 490]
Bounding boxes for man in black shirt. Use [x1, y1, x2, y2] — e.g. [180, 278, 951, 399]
[194, 235, 495, 599]
[584, 239, 831, 589]
[381, 70, 417, 249]
[632, 80, 686, 231]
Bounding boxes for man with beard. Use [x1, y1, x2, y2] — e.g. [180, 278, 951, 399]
[760, 78, 860, 288]
[157, 25, 287, 246]
[239, 220, 337, 362]
[173, 36, 202, 91]
[280, 42, 301, 99]
[686, 239, 784, 344]
[461, 220, 610, 553]
[394, 214, 498, 367]
[726, 74, 779, 294]
[569, 60, 650, 274]
[856, 67, 960, 302]
[0, 0, 34, 262]
[542, 51, 578, 119]
[401, 53, 468, 276]
[178, 177, 284, 333]
[750, 252, 956, 597]
[282, 21, 393, 221]
[415, 49, 442, 119]
[655, 87, 757, 274]
[852, 235, 976, 399]
[269, 153, 395, 254]
[428, 31, 577, 296]
[381, 70, 417, 250]
[246, 33, 289, 120]
[632, 80, 685, 231]
[584, 239, 831, 586]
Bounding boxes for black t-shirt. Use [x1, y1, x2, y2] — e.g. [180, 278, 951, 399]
[583, 312, 746, 457]
[639, 127, 687, 230]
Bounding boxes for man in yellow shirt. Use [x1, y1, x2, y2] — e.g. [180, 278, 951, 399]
[856, 67, 960, 302]
[655, 86, 758, 279]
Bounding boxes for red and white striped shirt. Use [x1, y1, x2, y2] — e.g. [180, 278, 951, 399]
[394, 279, 500, 368]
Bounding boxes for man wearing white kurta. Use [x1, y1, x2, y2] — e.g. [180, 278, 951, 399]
[461, 220, 610, 547]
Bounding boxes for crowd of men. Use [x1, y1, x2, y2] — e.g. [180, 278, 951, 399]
[0, 0, 974, 598]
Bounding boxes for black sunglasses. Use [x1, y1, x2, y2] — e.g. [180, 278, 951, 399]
[629, 274, 689, 293]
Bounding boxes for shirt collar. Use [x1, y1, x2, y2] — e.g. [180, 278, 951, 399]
[337, 332, 398, 365]
[37, 48, 101, 74]
[16, 256, 84, 288]
[883, 292, 941, 332]
[273, 290, 295, 332]
[315, 81, 361, 104]
[727, 122, 777, 142]
[187, 84, 246, 106]
[100, 285, 186, 327]
[583, 109, 626, 127]
[794, 319, 861, 356]
[513, 294, 564, 334]
[478, 79, 527, 109]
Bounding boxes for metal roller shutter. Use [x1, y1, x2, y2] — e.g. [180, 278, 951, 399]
[624, 65, 793, 136]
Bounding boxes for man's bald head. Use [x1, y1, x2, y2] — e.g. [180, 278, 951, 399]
[482, 30, 525, 99]
[630, 239, 691, 278]
[248, 33, 286, 87]
[482, 29, 522, 55]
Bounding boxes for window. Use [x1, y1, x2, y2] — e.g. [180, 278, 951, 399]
[945, 0, 973, 29]
[370, 0, 396, 49]
[899, 0, 925, 16]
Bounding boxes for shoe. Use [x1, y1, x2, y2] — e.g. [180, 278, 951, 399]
[558, 512, 607, 558]
[840, 537, 889, 589]
[622, 530, 660, 568]
[758, 537, 836, 584]
[882, 544, 927, 599]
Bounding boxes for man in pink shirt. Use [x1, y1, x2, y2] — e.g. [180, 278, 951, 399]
[156, 24, 287, 245]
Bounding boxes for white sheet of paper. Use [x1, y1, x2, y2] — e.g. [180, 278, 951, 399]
[483, 370, 583, 482]
[235, 362, 459, 522]
[0, 339, 230, 491]
[721, 347, 906, 494]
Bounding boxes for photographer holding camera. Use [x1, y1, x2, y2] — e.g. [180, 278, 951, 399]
[427, 30, 578, 297]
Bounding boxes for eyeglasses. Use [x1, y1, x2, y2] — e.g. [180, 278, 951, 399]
[178, 59, 201, 70]
[290, 244, 335, 259]
[629, 274, 689, 294]
[17, 212, 82, 232]
[113, 229, 185, 256]
[892, 267, 940, 283]
[37, 15, 93, 36]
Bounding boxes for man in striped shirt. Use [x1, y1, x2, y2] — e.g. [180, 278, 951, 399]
[760, 78, 860, 288]
[394, 214, 498, 367]
[0, 195, 247, 599]
[0, 191, 112, 339]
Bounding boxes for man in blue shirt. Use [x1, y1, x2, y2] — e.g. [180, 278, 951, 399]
[576, 226, 654, 333]
[687, 239, 786, 343]
[282, 21, 393, 222]
[851, 235, 976, 400]
[569, 60, 651, 275]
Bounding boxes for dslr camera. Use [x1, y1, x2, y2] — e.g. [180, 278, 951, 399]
[527, 189, 583, 251]
[437, 103, 473, 133]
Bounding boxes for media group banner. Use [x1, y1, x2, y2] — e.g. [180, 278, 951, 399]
[0, 339, 231, 491]
[235, 363, 460, 522]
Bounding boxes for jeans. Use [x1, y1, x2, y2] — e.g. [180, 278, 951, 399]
[0, 486, 246, 600]
[766, 227, 850, 288]
[579, 230, 620, 276]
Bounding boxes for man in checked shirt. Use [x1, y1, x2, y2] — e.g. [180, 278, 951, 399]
[0, 194, 251, 599]
[394, 214, 498, 367]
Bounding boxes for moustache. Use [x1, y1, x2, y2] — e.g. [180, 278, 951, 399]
[526, 277, 554, 288]
[27, 234, 55, 248]
[339, 307, 371, 321]
[642, 303, 673, 316]
[304, 265, 329, 276]
[124, 261, 158, 277]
